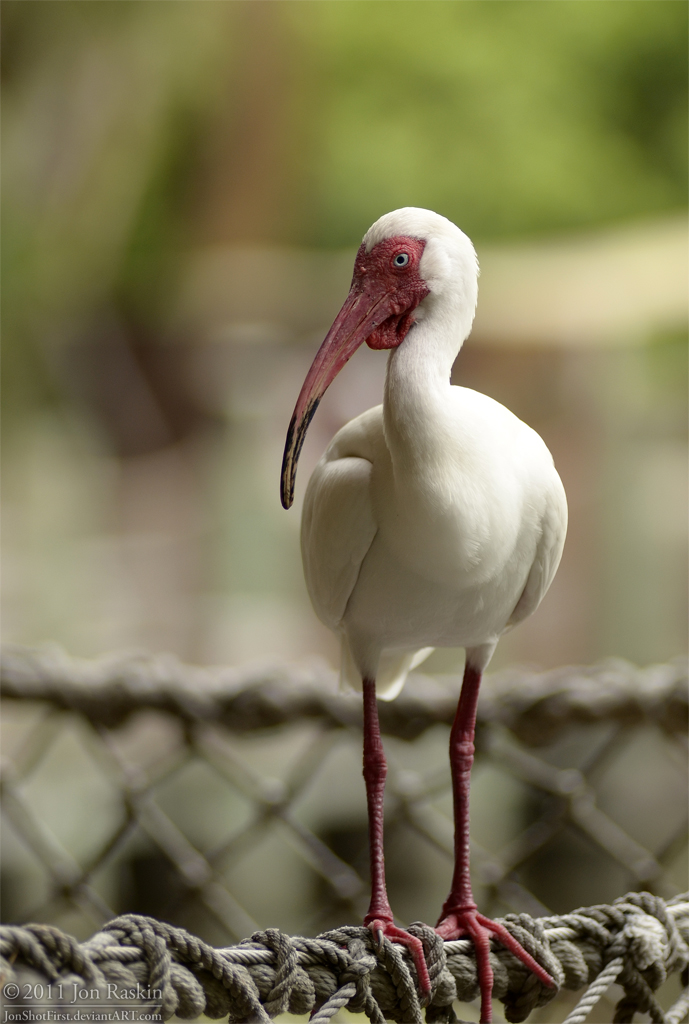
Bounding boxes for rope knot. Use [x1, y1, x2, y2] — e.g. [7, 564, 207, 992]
[374, 932, 424, 1022]
[495, 915, 562, 1023]
[624, 915, 668, 974]
[102, 914, 178, 1018]
[408, 922, 457, 1014]
[316, 929, 382, 1021]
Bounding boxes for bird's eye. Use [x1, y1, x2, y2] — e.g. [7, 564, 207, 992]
[393, 253, 410, 267]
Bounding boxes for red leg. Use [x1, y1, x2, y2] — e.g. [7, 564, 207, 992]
[361, 677, 431, 997]
[435, 662, 555, 1023]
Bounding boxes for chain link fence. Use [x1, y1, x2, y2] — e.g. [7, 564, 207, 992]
[1, 645, 687, 1021]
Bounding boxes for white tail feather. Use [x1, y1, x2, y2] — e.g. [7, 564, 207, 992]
[339, 639, 434, 701]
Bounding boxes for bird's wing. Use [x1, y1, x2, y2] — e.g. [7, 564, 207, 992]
[508, 474, 568, 628]
[300, 408, 380, 632]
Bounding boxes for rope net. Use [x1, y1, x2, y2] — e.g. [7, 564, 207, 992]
[1, 645, 687, 1022]
[1, 895, 688, 1023]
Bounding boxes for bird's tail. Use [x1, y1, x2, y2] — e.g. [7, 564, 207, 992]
[339, 640, 434, 702]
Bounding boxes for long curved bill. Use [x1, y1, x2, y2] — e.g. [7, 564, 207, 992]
[280, 280, 390, 509]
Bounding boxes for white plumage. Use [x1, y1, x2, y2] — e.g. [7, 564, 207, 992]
[298, 208, 567, 698]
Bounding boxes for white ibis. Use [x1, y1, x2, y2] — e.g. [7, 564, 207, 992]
[280, 208, 567, 1022]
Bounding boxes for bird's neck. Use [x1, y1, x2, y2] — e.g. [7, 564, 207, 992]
[383, 316, 462, 468]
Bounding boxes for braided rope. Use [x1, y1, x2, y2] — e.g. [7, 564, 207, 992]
[561, 957, 624, 1024]
[0, 893, 687, 1023]
[666, 986, 689, 1024]
[1, 645, 686, 745]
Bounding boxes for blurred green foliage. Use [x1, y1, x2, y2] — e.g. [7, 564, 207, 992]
[289, 0, 688, 245]
[1, 0, 687, 429]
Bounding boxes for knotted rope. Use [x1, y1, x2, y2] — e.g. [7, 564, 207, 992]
[2, 645, 686, 745]
[1, 892, 687, 1023]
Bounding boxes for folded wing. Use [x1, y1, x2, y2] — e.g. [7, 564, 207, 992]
[508, 475, 568, 628]
[301, 407, 433, 700]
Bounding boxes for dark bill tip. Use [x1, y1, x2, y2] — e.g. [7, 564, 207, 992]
[280, 398, 320, 509]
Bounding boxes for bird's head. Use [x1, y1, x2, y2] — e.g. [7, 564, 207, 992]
[280, 208, 478, 508]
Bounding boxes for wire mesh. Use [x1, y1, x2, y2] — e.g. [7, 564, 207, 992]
[1, 645, 687, 1022]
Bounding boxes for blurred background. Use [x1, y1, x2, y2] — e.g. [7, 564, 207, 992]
[1, 2, 687, 1019]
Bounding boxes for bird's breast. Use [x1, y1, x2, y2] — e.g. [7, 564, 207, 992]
[371, 385, 554, 592]
[370, 445, 526, 592]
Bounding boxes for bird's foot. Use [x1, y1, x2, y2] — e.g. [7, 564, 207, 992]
[435, 906, 555, 1023]
[365, 915, 432, 998]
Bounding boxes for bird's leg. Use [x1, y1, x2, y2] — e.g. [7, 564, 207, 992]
[361, 677, 431, 998]
[435, 661, 555, 1024]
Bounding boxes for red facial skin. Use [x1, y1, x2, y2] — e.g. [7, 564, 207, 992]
[352, 236, 429, 350]
[280, 235, 428, 509]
